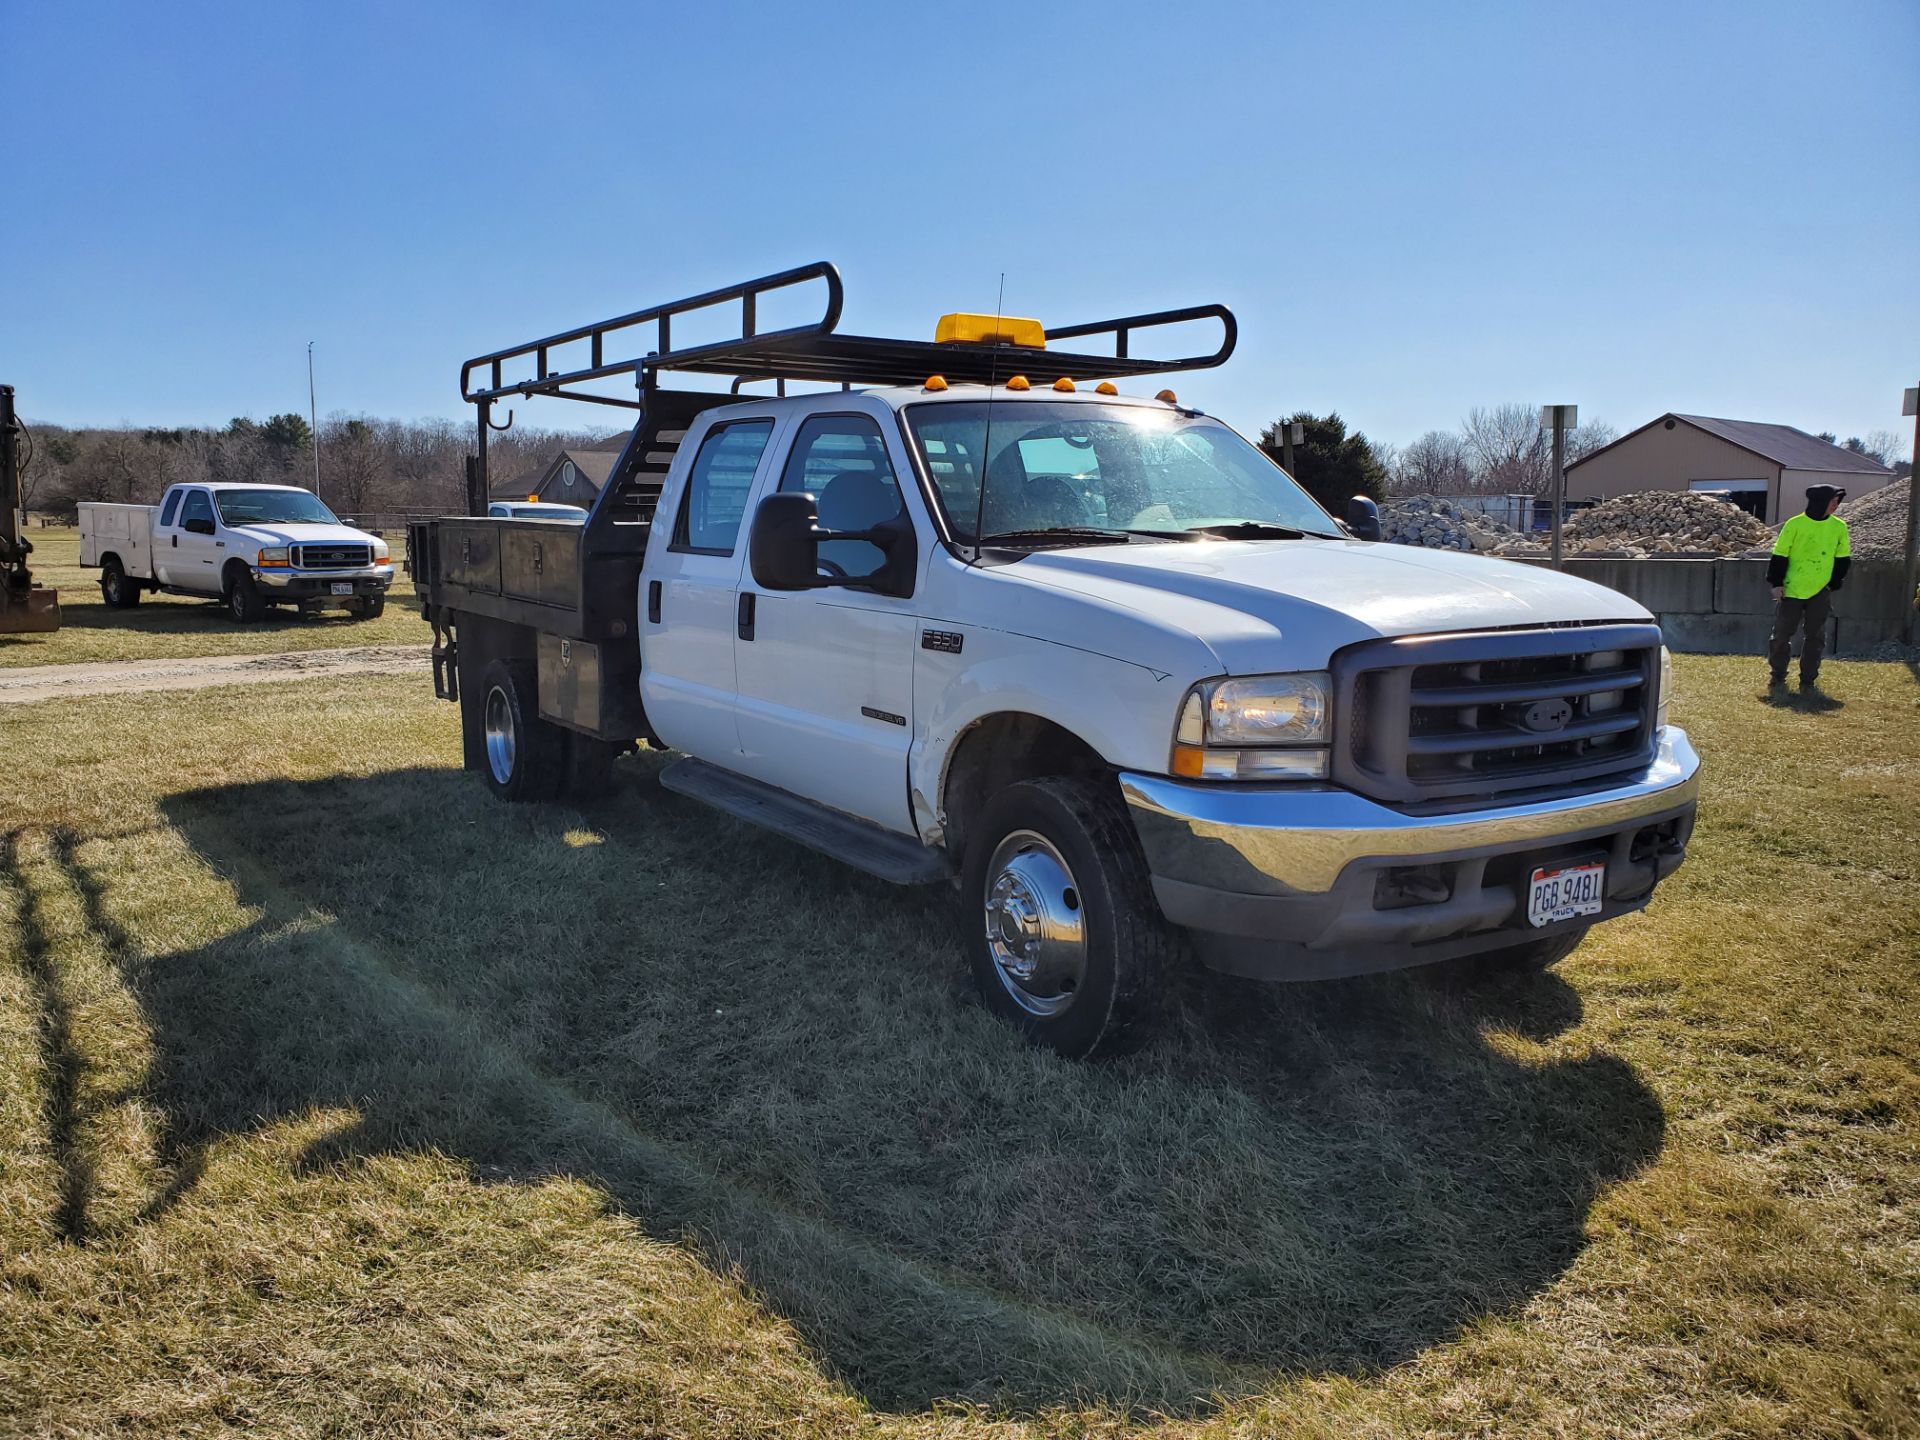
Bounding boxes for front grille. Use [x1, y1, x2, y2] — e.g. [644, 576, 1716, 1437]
[294, 544, 372, 570]
[1332, 624, 1662, 806]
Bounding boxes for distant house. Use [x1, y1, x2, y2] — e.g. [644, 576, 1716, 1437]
[491, 431, 628, 505]
[1566, 413, 1893, 524]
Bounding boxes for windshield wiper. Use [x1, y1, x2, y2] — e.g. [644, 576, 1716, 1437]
[1188, 520, 1336, 541]
[981, 526, 1147, 548]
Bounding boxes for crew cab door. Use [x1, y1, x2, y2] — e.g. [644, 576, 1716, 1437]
[731, 412, 920, 834]
[163, 488, 223, 592]
[638, 416, 781, 756]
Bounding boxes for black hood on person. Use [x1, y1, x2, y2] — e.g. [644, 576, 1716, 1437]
[1804, 484, 1845, 518]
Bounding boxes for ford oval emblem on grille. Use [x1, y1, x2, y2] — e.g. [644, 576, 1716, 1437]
[1520, 698, 1574, 733]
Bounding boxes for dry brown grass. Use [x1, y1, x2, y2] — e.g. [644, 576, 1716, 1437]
[1, 657, 1915, 1437]
[0, 526, 429, 668]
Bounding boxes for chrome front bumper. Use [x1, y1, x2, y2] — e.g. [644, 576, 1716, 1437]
[1120, 727, 1700, 979]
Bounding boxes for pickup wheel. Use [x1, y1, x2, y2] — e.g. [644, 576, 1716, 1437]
[225, 567, 266, 624]
[479, 658, 565, 802]
[100, 558, 143, 609]
[961, 776, 1172, 1059]
[350, 595, 386, 620]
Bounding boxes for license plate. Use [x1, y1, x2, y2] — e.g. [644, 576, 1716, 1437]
[1527, 862, 1605, 927]
[330, 582, 354, 595]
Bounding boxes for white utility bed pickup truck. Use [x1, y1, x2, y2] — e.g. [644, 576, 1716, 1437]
[411, 264, 1700, 1057]
[79, 483, 393, 621]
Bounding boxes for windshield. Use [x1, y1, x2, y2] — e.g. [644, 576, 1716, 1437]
[213, 489, 340, 527]
[905, 401, 1337, 544]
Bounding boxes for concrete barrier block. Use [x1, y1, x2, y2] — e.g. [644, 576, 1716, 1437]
[1833, 560, 1915, 623]
[1715, 558, 1776, 615]
[1657, 611, 1781, 656]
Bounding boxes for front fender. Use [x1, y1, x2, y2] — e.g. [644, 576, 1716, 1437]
[908, 632, 1195, 844]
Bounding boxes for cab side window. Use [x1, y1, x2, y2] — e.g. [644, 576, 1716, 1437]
[778, 415, 905, 579]
[180, 490, 215, 532]
[672, 420, 774, 554]
[159, 490, 183, 526]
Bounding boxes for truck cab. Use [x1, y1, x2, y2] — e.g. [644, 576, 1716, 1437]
[412, 264, 1700, 1057]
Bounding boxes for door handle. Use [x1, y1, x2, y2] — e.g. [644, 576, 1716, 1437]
[171, 535, 178, 547]
[215, 541, 225, 548]
[737, 591, 756, 641]
[647, 580, 661, 624]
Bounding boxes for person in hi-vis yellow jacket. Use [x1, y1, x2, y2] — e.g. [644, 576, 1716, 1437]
[1767, 484, 1851, 690]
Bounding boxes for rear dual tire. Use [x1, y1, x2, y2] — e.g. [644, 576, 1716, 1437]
[477, 658, 616, 803]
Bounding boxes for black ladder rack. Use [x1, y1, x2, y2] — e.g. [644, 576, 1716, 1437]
[460, 260, 1237, 407]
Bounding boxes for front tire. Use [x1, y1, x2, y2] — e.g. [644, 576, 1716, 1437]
[351, 594, 386, 620]
[100, 558, 142, 608]
[961, 776, 1173, 1058]
[226, 568, 266, 624]
[479, 658, 565, 802]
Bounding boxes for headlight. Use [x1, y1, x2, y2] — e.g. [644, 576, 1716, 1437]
[257, 546, 290, 569]
[1656, 646, 1673, 731]
[371, 539, 390, 563]
[1173, 672, 1332, 780]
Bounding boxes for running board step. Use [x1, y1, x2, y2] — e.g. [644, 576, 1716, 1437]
[658, 757, 951, 885]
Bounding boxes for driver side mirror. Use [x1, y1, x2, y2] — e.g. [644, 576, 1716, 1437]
[1345, 495, 1381, 542]
[749, 491, 917, 599]
[184, 517, 216, 536]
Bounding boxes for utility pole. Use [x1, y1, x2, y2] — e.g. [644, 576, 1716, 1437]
[1903, 385, 1919, 645]
[1542, 404, 1576, 570]
[307, 341, 322, 500]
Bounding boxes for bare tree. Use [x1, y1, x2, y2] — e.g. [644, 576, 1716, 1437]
[1858, 429, 1908, 468]
[1565, 419, 1619, 464]
[1460, 404, 1552, 494]
[1393, 430, 1474, 495]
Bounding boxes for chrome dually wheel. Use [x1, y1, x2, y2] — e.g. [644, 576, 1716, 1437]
[983, 830, 1087, 1017]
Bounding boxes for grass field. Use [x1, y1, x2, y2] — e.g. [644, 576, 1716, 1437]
[1, 657, 1915, 1437]
[0, 526, 430, 668]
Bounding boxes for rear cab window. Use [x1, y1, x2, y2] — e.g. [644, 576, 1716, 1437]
[671, 420, 775, 554]
[159, 489, 183, 526]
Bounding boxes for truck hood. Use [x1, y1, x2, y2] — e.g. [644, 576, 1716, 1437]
[226, 522, 378, 548]
[1010, 538, 1651, 674]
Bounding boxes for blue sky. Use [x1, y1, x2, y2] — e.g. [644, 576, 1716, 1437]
[6, 0, 1916, 453]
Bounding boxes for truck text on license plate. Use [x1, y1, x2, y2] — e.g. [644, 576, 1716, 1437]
[1527, 862, 1605, 927]
[330, 582, 354, 595]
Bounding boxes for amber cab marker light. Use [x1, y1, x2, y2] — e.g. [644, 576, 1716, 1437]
[1007, 375, 1031, 391]
[1053, 377, 1076, 392]
[924, 374, 949, 392]
[1095, 381, 1119, 395]
[1155, 389, 1178, 405]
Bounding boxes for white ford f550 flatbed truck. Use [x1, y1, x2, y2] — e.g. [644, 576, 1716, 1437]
[80, 482, 394, 622]
[409, 263, 1699, 1057]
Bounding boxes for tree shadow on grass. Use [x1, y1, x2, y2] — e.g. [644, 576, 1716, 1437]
[44, 760, 1663, 1416]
